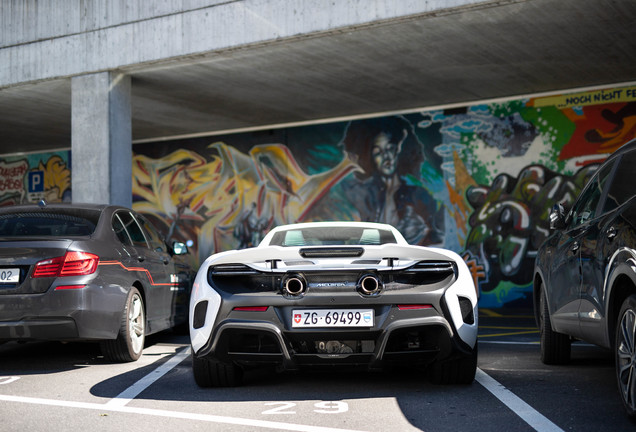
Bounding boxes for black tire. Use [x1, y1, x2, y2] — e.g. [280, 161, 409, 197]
[539, 287, 570, 365]
[615, 295, 636, 417]
[100, 287, 145, 362]
[192, 353, 243, 387]
[428, 343, 478, 385]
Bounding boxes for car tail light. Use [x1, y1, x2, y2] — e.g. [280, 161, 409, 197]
[397, 304, 433, 310]
[233, 306, 269, 312]
[32, 256, 65, 277]
[33, 252, 99, 278]
[59, 252, 99, 276]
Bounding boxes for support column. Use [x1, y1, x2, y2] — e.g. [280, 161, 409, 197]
[71, 72, 132, 207]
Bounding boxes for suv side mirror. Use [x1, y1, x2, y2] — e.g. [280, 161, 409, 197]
[549, 203, 567, 230]
[172, 241, 189, 255]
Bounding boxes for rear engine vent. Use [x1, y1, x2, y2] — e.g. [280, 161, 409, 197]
[193, 301, 208, 329]
[209, 264, 259, 276]
[299, 247, 364, 258]
[393, 260, 456, 285]
[458, 297, 474, 325]
[352, 259, 381, 265]
[208, 264, 275, 294]
[410, 261, 456, 274]
[284, 260, 314, 266]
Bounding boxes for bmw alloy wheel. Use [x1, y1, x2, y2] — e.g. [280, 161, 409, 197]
[128, 291, 145, 356]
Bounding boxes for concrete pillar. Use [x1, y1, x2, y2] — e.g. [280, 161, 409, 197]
[71, 72, 132, 207]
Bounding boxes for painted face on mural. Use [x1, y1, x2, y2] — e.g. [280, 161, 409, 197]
[371, 130, 406, 177]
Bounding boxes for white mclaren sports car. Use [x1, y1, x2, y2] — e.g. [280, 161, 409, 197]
[189, 221, 478, 386]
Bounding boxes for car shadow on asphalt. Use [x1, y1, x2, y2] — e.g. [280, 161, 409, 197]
[0, 330, 185, 375]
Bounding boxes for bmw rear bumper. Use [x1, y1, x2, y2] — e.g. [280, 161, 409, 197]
[0, 284, 127, 341]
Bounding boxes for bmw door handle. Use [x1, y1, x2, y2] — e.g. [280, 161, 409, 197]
[571, 241, 580, 252]
[606, 226, 617, 240]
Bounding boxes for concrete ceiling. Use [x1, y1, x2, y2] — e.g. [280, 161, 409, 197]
[2, 0, 636, 155]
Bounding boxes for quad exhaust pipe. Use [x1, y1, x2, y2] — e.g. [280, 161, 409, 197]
[281, 273, 382, 297]
[358, 274, 382, 296]
[282, 274, 306, 296]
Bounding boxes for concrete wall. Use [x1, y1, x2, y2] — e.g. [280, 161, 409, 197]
[1, 0, 488, 87]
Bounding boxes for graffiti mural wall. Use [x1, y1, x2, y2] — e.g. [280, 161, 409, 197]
[0, 151, 72, 206]
[131, 85, 636, 308]
[3, 85, 636, 308]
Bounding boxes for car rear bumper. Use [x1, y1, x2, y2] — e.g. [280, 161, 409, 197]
[193, 305, 474, 370]
[0, 284, 127, 341]
[0, 318, 79, 340]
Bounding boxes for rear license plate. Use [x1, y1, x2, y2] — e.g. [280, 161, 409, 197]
[292, 309, 374, 328]
[0, 268, 19, 283]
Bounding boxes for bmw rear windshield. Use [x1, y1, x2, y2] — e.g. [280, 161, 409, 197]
[268, 226, 397, 246]
[0, 210, 100, 237]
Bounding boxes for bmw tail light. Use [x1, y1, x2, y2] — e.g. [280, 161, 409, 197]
[33, 252, 99, 278]
[32, 256, 65, 277]
[59, 252, 99, 276]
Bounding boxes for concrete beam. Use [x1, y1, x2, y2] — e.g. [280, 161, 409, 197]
[71, 72, 132, 207]
[0, 0, 491, 88]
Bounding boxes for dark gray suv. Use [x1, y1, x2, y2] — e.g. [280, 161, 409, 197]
[533, 138, 636, 416]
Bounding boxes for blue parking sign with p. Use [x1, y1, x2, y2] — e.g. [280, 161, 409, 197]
[28, 171, 44, 193]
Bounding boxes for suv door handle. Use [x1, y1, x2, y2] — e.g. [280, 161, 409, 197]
[606, 226, 617, 240]
[571, 241, 580, 252]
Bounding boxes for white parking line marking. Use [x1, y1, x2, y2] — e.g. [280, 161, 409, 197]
[0, 394, 368, 432]
[479, 340, 539, 345]
[479, 340, 596, 347]
[0, 376, 20, 385]
[106, 346, 191, 407]
[476, 368, 563, 432]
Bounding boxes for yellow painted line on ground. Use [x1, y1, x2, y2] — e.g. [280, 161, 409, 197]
[479, 309, 535, 319]
[479, 330, 539, 338]
[480, 326, 537, 330]
[480, 309, 503, 317]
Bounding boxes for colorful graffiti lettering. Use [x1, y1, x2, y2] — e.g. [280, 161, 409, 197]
[0, 153, 71, 206]
[132, 142, 360, 263]
[37, 155, 71, 202]
[462, 251, 486, 294]
[0, 159, 28, 205]
[463, 164, 597, 307]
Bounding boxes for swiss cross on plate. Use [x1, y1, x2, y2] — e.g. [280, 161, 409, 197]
[294, 313, 302, 324]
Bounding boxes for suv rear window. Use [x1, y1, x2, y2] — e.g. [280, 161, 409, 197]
[0, 211, 99, 237]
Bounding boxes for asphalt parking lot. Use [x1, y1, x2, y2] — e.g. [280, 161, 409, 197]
[1, 309, 634, 432]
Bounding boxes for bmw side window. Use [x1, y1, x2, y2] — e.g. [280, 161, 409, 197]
[136, 215, 166, 253]
[604, 151, 636, 213]
[117, 211, 148, 248]
[112, 213, 133, 246]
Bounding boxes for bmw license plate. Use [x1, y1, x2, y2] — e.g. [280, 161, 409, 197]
[292, 309, 374, 328]
[0, 268, 19, 283]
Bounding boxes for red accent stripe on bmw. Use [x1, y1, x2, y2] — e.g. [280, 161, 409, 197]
[99, 261, 178, 287]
